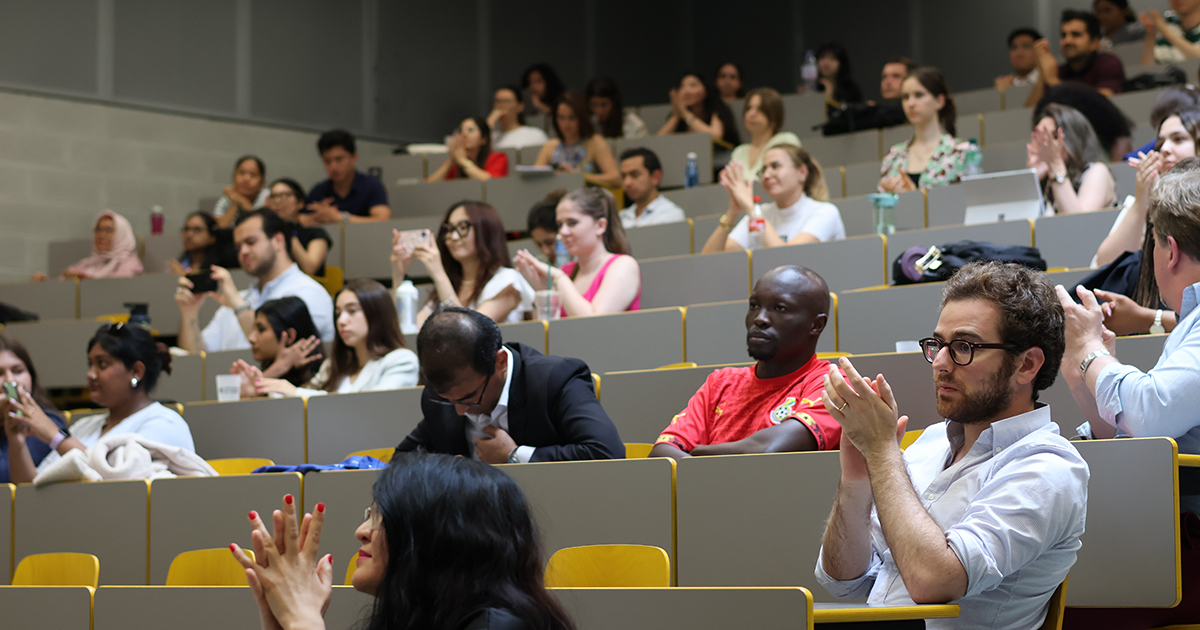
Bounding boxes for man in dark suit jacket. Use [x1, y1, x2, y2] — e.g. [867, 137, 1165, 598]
[394, 306, 624, 463]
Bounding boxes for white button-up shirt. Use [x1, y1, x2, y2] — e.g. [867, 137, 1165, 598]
[464, 346, 535, 463]
[815, 406, 1089, 630]
[619, 194, 686, 229]
[201, 263, 335, 351]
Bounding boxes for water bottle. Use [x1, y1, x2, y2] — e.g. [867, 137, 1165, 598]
[747, 195, 766, 251]
[965, 139, 983, 176]
[554, 237, 572, 270]
[685, 152, 699, 188]
[150, 205, 164, 235]
[868, 193, 898, 235]
[801, 51, 819, 92]
[396, 280, 419, 334]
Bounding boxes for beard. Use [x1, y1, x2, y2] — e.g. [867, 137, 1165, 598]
[249, 247, 277, 278]
[935, 355, 1019, 425]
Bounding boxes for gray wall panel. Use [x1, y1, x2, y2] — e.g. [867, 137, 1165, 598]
[251, 0, 363, 129]
[113, 0, 238, 113]
[0, 0, 97, 93]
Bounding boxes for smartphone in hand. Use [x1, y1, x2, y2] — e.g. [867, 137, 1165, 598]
[186, 272, 219, 294]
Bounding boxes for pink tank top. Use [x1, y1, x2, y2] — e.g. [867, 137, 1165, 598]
[560, 254, 641, 317]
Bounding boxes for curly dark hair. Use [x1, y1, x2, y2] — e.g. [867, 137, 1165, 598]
[941, 262, 1065, 400]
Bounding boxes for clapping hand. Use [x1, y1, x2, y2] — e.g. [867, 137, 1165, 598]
[231, 496, 333, 630]
[1030, 126, 1067, 179]
[718, 161, 755, 214]
[1134, 151, 1163, 201]
[231, 360, 266, 399]
[513, 249, 558, 291]
[306, 198, 341, 224]
[272, 331, 322, 375]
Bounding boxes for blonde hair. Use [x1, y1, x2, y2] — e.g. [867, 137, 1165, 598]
[766, 144, 829, 201]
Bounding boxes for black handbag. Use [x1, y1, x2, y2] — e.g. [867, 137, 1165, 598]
[892, 240, 1047, 285]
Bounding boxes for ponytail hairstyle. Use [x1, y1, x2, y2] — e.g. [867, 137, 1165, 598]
[908, 67, 957, 137]
[87, 323, 173, 394]
[561, 188, 629, 279]
[769, 144, 830, 202]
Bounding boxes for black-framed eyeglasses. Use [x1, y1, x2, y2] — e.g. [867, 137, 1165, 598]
[430, 371, 491, 407]
[440, 220, 473, 241]
[918, 337, 1015, 366]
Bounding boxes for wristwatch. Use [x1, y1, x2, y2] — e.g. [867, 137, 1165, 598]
[233, 300, 252, 316]
[1150, 309, 1166, 335]
[718, 214, 737, 229]
[506, 447, 520, 464]
[1080, 348, 1111, 379]
[1053, 171, 1068, 184]
[49, 427, 71, 450]
[341, 211, 351, 223]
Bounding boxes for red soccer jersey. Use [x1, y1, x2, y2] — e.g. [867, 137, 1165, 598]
[656, 356, 842, 452]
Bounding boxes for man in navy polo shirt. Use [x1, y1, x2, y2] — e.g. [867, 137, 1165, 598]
[304, 129, 391, 224]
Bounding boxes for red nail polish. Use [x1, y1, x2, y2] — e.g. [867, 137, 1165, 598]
[316, 502, 325, 513]
[229, 543, 236, 551]
[328, 555, 333, 565]
[285, 494, 293, 505]
[248, 511, 257, 521]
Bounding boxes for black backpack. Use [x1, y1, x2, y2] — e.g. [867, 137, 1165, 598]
[892, 240, 1048, 285]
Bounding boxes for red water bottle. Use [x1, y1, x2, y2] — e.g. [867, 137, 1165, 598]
[150, 205, 164, 235]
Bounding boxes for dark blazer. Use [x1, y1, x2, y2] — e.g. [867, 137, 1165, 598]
[396, 342, 624, 461]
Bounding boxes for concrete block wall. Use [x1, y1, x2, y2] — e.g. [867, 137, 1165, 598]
[0, 90, 394, 282]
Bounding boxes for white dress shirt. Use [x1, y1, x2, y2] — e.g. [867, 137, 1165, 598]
[619, 195, 687, 228]
[815, 406, 1089, 630]
[464, 346, 535, 463]
[493, 125, 549, 149]
[201, 263, 334, 351]
[1096, 280, 1200, 509]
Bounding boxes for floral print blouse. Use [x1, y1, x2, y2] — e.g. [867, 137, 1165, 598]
[878, 133, 969, 191]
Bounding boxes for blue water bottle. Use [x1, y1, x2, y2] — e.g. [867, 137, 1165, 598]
[685, 152, 699, 188]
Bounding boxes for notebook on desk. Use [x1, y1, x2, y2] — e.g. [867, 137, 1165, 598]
[961, 168, 1045, 225]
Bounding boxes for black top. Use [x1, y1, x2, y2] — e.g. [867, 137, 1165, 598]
[307, 171, 389, 217]
[288, 223, 333, 276]
[395, 342, 625, 462]
[458, 608, 535, 630]
[671, 101, 741, 146]
[821, 79, 864, 116]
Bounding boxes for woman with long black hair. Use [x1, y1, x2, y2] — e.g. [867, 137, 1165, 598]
[231, 453, 576, 630]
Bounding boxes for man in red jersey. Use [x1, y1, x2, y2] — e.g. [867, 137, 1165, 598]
[650, 265, 840, 460]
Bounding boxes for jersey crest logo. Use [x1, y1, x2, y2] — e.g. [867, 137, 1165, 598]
[770, 398, 798, 424]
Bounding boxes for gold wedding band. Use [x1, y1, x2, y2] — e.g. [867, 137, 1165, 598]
[836, 401, 848, 413]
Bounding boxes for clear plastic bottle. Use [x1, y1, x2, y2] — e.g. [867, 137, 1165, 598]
[801, 51, 819, 92]
[150, 205, 164, 235]
[868, 193, 898, 235]
[396, 280, 419, 334]
[685, 152, 699, 188]
[554, 237, 572, 270]
[747, 195, 766, 251]
[965, 138, 983, 176]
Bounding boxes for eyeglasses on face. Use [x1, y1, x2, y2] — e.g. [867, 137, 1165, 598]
[440, 221, 473, 241]
[918, 337, 1015, 366]
[268, 192, 296, 200]
[181, 226, 208, 234]
[430, 371, 491, 407]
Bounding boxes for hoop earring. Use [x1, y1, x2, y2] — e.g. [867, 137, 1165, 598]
[130, 377, 139, 389]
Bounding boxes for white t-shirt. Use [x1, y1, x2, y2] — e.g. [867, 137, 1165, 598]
[37, 402, 195, 472]
[619, 195, 687, 228]
[201, 263, 335, 351]
[494, 126, 549, 149]
[728, 194, 846, 248]
[469, 267, 536, 323]
[213, 187, 269, 218]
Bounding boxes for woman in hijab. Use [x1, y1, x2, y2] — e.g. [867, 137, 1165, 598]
[32, 210, 143, 281]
